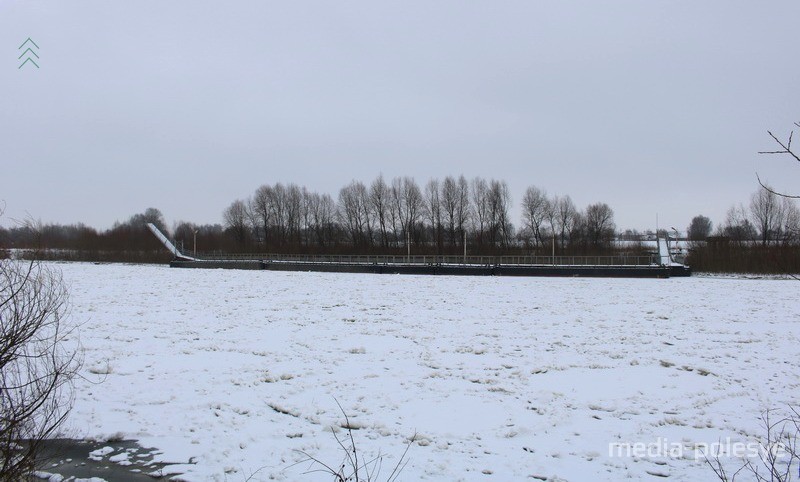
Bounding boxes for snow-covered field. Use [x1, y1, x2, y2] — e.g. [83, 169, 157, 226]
[55, 263, 799, 481]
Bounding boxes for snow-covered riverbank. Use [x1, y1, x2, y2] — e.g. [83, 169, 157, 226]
[55, 263, 800, 481]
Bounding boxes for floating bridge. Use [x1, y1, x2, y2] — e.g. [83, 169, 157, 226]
[148, 224, 691, 278]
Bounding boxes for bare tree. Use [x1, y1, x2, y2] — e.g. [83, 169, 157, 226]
[585, 202, 616, 249]
[249, 183, 305, 247]
[299, 187, 313, 248]
[521, 186, 549, 248]
[391, 177, 422, 247]
[783, 199, 800, 243]
[750, 186, 785, 245]
[687, 215, 713, 241]
[405, 178, 423, 241]
[0, 227, 81, 479]
[570, 210, 587, 248]
[369, 175, 391, 248]
[285, 184, 304, 246]
[554, 195, 577, 248]
[487, 180, 513, 249]
[470, 178, 489, 247]
[720, 204, 757, 243]
[126, 208, 167, 233]
[357, 182, 374, 247]
[309, 193, 336, 247]
[338, 181, 371, 247]
[243, 195, 260, 245]
[389, 178, 406, 245]
[269, 183, 289, 246]
[424, 179, 443, 252]
[440, 177, 458, 247]
[223, 199, 249, 246]
[543, 195, 558, 249]
[455, 175, 471, 247]
[250, 185, 273, 246]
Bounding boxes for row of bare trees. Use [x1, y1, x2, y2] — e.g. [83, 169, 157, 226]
[723, 187, 800, 245]
[225, 176, 500, 252]
[520, 187, 616, 250]
[687, 187, 800, 245]
[687, 123, 800, 275]
[4, 177, 797, 263]
[221, 176, 616, 254]
[683, 188, 800, 273]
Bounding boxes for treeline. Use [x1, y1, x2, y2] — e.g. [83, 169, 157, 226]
[1, 175, 628, 262]
[3, 176, 800, 273]
[0, 208, 173, 263]
[685, 186, 800, 273]
[222, 175, 620, 255]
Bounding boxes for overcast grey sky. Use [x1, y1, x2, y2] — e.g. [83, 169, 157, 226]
[1, 0, 799, 232]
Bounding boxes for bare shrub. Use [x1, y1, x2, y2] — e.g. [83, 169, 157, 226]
[295, 400, 411, 482]
[0, 255, 81, 479]
[707, 407, 800, 481]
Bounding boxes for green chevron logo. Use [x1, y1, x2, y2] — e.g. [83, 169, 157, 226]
[18, 38, 39, 69]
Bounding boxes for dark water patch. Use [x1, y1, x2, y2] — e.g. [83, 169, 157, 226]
[34, 438, 183, 481]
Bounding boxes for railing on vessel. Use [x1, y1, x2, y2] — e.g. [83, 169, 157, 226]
[189, 252, 659, 267]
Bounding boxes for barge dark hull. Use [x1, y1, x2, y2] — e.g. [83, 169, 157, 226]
[170, 260, 678, 278]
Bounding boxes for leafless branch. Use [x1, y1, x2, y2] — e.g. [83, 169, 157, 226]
[756, 173, 800, 199]
[758, 130, 800, 163]
[756, 125, 800, 205]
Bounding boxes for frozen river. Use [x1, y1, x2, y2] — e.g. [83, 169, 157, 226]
[52, 262, 800, 481]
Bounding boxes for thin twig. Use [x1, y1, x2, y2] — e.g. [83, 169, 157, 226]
[290, 399, 412, 482]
